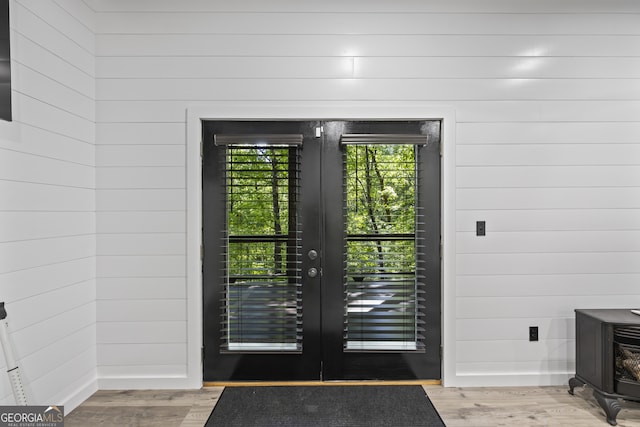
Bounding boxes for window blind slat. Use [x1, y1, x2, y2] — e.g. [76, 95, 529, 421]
[340, 134, 429, 146]
[343, 143, 425, 352]
[215, 134, 303, 146]
[219, 144, 303, 353]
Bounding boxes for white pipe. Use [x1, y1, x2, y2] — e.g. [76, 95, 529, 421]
[0, 303, 28, 405]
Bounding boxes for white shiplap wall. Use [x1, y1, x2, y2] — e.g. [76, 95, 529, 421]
[93, 0, 640, 387]
[0, 0, 96, 409]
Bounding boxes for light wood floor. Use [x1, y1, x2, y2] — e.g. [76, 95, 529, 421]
[426, 385, 640, 427]
[64, 385, 640, 426]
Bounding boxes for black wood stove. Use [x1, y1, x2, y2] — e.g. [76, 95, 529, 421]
[569, 309, 640, 425]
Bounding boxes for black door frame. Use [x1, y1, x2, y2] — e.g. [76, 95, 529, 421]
[320, 120, 441, 380]
[202, 121, 323, 381]
[203, 120, 442, 379]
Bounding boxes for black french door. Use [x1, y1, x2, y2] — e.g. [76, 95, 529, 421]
[202, 120, 441, 381]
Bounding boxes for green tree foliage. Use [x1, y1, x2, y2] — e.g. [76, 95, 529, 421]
[226, 147, 293, 277]
[345, 145, 416, 275]
[225, 146, 299, 346]
[222, 144, 418, 347]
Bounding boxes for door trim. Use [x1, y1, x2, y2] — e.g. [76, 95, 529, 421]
[186, 103, 457, 388]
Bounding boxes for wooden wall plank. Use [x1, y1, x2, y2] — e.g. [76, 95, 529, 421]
[456, 209, 640, 232]
[13, 1, 94, 75]
[96, 365, 186, 378]
[97, 56, 640, 79]
[7, 281, 95, 331]
[17, 96, 94, 143]
[96, 255, 185, 277]
[22, 326, 95, 379]
[458, 122, 640, 144]
[456, 340, 574, 362]
[457, 188, 640, 210]
[55, 0, 96, 32]
[97, 321, 186, 344]
[14, 63, 94, 120]
[97, 277, 186, 300]
[0, 148, 94, 186]
[95, 12, 640, 35]
[97, 343, 186, 366]
[96, 189, 184, 211]
[89, 0, 640, 13]
[17, 0, 95, 53]
[457, 274, 640, 297]
[0, 235, 95, 274]
[458, 145, 640, 166]
[456, 317, 575, 341]
[0, 212, 94, 242]
[96, 122, 184, 145]
[457, 252, 640, 275]
[13, 304, 96, 357]
[96, 145, 184, 167]
[96, 211, 185, 233]
[458, 166, 640, 188]
[14, 32, 94, 97]
[0, 258, 95, 304]
[0, 181, 94, 211]
[96, 300, 186, 321]
[96, 34, 640, 57]
[96, 167, 185, 189]
[96, 233, 185, 256]
[95, 78, 640, 101]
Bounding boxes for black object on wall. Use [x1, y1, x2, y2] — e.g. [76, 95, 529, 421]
[0, 0, 11, 122]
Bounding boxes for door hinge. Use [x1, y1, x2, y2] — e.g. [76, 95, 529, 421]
[200, 244, 204, 260]
[439, 140, 443, 157]
[200, 140, 203, 158]
[439, 237, 443, 260]
[202, 347, 205, 363]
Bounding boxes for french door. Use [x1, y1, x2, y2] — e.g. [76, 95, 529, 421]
[202, 120, 441, 381]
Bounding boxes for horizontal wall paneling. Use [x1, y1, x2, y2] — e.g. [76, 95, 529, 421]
[92, 0, 640, 388]
[96, 34, 640, 57]
[456, 209, 640, 232]
[95, 12, 640, 35]
[97, 277, 186, 300]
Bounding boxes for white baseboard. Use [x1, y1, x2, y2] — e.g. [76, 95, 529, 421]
[97, 376, 201, 390]
[63, 378, 98, 413]
[446, 372, 574, 388]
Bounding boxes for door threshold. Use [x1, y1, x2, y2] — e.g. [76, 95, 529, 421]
[204, 380, 441, 387]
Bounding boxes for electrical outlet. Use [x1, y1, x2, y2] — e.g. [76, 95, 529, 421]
[476, 221, 486, 236]
[529, 326, 539, 342]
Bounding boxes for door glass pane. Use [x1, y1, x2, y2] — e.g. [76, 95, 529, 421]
[222, 145, 302, 352]
[343, 144, 423, 351]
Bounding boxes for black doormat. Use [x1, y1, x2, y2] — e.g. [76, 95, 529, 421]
[205, 385, 445, 427]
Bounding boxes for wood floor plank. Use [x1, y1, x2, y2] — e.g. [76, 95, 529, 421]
[425, 385, 640, 427]
[65, 385, 640, 426]
[75, 388, 223, 407]
[65, 406, 192, 427]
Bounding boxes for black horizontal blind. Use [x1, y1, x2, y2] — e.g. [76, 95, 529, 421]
[343, 142, 425, 351]
[220, 142, 302, 352]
